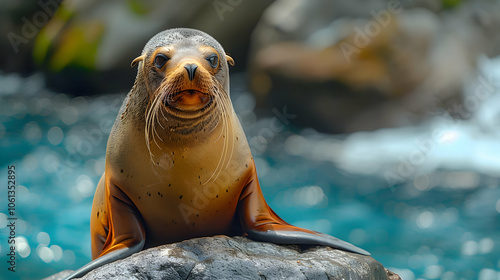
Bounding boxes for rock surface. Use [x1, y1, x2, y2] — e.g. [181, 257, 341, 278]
[46, 236, 400, 280]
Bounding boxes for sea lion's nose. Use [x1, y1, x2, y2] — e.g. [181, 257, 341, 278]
[184, 63, 198, 81]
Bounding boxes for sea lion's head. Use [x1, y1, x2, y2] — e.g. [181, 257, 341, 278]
[130, 28, 234, 143]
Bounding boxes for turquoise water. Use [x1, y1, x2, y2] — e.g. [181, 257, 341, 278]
[1, 70, 500, 280]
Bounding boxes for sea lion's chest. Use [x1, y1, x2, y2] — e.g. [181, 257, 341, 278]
[105, 115, 252, 246]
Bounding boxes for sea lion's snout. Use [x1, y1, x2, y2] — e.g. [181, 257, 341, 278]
[162, 59, 213, 112]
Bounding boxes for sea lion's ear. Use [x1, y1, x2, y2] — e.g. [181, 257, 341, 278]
[131, 55, 145, 67]
[225, 53, 234, 66]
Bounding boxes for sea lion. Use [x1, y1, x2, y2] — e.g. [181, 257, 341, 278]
[64, 28, 368, 279]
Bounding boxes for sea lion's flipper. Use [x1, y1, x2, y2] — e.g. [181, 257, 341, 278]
[95, 181, 146, 257]
[62, 244, 143, 280]
[64, 181, 146, 279]
[238, 163, 370, 256]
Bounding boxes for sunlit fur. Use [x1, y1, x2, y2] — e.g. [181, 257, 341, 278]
[142, 60, 234, 184]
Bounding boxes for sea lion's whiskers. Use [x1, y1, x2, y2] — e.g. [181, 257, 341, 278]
[145, 97, 157, 162]
[145, 78, 172, 163]
[159, 97, 168, 123]
[143, 72, 157, 163]
[204, 87, 225, 184]
[145, 112, 155, 163]
[220, 96, 229, 169]
[215, 80, 235, 171]
[205, 108, 226, 183]
[145, 111, 159, 163]
[214, 121, 225, 141]
[221, 85, 234, 158]
[155, 80, 172, 128]
[213, 96, 226, 143]
[204, 77, 234, 184]
[153, 92, 166, 130]
[209, 110, 221, 133]
[150, 92, 164, 148]
[152, 119, 163, 148]
[211, 78, 234, 171]
[224, 111, 234, 170]
[153, 103, 164, 136]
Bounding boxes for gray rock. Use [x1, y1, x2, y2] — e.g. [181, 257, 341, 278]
[46, 236, 400, 280]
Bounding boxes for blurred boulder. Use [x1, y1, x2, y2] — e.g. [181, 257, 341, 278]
[3, 0, 273, 95]
[249, 0, 500, 133]
[44, 236, 400, 280]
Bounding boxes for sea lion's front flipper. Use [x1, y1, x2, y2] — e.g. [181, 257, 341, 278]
[64, 182, 146, 279]
[238, 163, 370, 256]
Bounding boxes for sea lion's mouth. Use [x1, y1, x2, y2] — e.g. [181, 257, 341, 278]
[165, 90, 212, 112]
[162, 89, 216, 121]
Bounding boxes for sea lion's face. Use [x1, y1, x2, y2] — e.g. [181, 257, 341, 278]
[132, 29, 234, 122]
[147, 44, 221, 116]
[131, 28, 235, 147]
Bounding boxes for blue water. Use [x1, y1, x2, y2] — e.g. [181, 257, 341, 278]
[1, 66, 500, 280]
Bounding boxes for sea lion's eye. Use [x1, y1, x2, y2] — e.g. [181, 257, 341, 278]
[206, 54, 218, 68]
[154, 54, 169, 69]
